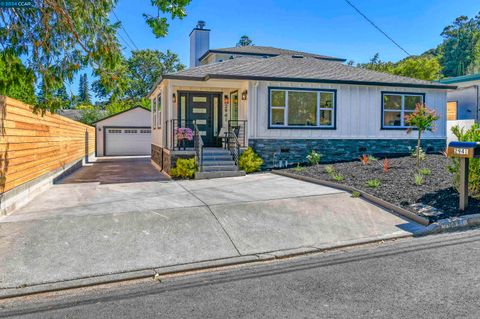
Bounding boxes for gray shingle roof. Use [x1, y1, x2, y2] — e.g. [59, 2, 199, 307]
[163, 55, 455, 89]
[200, 46, 345, 62]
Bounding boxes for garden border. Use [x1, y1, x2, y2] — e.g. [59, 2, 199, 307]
[271, 170, 430, 226]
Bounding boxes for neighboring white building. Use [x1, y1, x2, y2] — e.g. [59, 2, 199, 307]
[94, 106, 151, 157]
[148, 21, 455, 175]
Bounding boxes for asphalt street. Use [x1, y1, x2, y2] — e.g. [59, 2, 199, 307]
[1, 228, 480, 318]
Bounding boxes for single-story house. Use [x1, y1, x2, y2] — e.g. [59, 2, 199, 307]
[148, 21, 455, 177]
[94, 106, 151, 157]
[439, 74, 480, 121]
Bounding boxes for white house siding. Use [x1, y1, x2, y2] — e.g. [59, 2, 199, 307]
[95, 107, 151, 156]
[248, 81, 447, 140]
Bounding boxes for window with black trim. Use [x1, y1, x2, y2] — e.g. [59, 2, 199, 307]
[269, 88, 335, 128]
[382, 92, 424, 128]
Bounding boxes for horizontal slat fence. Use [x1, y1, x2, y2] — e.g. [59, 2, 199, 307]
[0, 96, 95, 193]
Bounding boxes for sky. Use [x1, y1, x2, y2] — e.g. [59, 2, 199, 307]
[74, 0, 479, 100]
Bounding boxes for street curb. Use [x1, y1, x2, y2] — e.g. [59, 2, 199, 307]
[271, 170, 430, 226]
[419, 213, 480, 234]
[0, 234, 413, 300]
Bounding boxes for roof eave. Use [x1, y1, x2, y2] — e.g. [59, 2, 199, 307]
[165, 74, 456, 90]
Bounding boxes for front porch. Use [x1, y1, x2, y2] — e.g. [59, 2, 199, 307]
[150, 79, 250, 177]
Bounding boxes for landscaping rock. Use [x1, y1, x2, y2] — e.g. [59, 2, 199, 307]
[285, 154, 480, 223]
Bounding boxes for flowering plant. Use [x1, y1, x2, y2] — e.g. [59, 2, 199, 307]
[176, 128, 193, 141]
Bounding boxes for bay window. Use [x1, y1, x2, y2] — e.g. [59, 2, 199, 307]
[382, 92, 424, 128]
[269, 88, 336, 128]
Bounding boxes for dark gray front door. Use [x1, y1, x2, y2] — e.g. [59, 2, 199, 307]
[180, 92, 221, 147]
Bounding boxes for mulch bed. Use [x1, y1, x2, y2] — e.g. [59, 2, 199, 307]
[284, 154, 480, 223]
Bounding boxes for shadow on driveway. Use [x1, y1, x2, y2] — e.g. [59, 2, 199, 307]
[58, 157, 170, 184]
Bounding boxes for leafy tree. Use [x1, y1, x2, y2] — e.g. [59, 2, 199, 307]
[77, 74, 91, 105]
[393, 56, 442, 81]
[405, 104, 440, 166]
[93, 49, 184, 102]
[439, 14, 480, 77]
[358, 53, 442, 81]
[77, 104, 103, 125]
[0, 52, 36, 105]
[0, 0, 191, 113]
[237, 35, 253, 47]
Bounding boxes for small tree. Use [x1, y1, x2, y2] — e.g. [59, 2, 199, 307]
[236, 35, 253, 47]
[404, 103, 439, 166]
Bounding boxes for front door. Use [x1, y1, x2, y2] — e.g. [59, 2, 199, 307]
[179, 92, 222, 147]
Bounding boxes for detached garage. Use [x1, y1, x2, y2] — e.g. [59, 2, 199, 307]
[94, 106, 151, 156]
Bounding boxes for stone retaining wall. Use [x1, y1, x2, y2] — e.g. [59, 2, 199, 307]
[249, 138, 446, 168]
[151, 144, 195, 174]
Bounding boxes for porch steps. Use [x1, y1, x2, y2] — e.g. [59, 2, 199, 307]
[195, 148, 245, 179]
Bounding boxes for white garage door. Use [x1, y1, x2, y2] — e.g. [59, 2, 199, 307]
[105, 127, 151, 156]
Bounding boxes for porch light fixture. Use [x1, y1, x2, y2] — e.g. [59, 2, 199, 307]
[241, 90, 248, 100]
[172, 93, 177, 103]
[224, 95, 229, 105]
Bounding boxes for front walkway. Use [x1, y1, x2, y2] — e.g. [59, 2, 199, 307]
[0, 171, 425, 291]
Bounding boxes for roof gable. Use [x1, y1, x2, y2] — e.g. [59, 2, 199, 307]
[93, 106, 150, 124]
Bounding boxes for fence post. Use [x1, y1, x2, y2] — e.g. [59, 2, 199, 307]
[85, 128, 89, 163]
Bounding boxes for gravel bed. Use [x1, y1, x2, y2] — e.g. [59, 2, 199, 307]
[285, 154, 480, 222]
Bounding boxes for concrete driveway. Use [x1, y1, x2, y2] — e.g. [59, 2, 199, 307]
[0, 160, 425, 291]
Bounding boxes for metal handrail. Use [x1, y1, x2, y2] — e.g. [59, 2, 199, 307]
[228, 120, 247, 147]
[225, 130, 241, 166]
[193, 123, 204, 171]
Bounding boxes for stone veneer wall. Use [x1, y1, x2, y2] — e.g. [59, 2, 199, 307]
[249, 138, 446, 168]
[151, 144, 195, 174]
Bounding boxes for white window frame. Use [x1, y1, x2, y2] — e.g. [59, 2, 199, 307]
[151, 98, 156, 129]
[381, 92, 425, 129]
[269, 88, 336, 129]
[156, 93, 162, 128]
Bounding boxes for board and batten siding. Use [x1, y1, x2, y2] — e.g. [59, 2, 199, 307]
[0, 96, 95, 193]
[248, 81, 447, 140]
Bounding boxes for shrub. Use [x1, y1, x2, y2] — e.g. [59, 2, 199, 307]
[368, 155, 378, 162]
[239, 147, 264, 173]
[414, 174, 424, 186]
[383, 158, 390, 173]
[324, 165, 335, 174]
[449, 124, 480, 198]
[410, 146, 426, 161]
[331, 173, 344, 182]
[293, 163, 305, 172]
[366, 179, 380, 188]
[306, 150, 322, 165]
[419, 168, 431, 176]
[404, 103, 439, 166]
[351, 191, 361, 198]
[170, 158, 197, 179]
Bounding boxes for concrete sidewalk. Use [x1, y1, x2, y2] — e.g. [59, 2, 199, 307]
[0, 173, 425, 293]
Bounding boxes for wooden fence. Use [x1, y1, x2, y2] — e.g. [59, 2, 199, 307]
[0, 96, 95, 194]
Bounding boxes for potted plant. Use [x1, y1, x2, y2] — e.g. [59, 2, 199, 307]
[176, 127, 193, 150]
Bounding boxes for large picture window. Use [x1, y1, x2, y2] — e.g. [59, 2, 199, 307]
[382, 92, 424, 128]
[269, 88, 335, 128]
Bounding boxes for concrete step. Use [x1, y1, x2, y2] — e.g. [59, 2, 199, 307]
[202, 165, 238, 172]
[195, 170, 246, 180]
[202, 151, 231, 157]
[202, 160, 236, 166]
[202, 155, 233, 161]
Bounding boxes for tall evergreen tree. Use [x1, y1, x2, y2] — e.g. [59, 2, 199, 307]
[77, 74, 91, 105]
